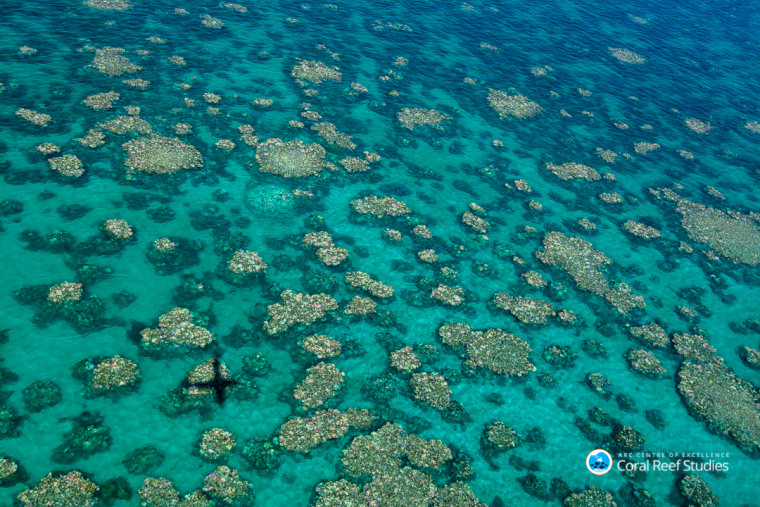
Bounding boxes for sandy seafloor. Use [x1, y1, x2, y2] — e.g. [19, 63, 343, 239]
[1, 0, 759, 505]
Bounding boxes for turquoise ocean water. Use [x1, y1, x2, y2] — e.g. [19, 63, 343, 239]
[1, 0, 759, 505]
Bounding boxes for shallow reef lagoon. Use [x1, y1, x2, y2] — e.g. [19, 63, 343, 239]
[1, 0, 760, 505]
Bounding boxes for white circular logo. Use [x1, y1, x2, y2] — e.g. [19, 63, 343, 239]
[586, 449, 613, 475]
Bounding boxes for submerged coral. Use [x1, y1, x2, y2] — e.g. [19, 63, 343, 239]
[397, 108, 450, 130]
[678, 361, 760, 451]
[332, 423, 472, 504]
[609, 47, 645, 64]
[256, 138, 327, 178]
[623, 220, 661, 240]
[484, 421, 521, 450]
[89, 355, 141, 392]
[264, 291, 338, 334]
[202, 466, 249, 503]
[438, 323, 535, 376]
[278, 409, 373, 452]
[536, 232, 645, 313]
[91, 47, 141, 76]
[676, 199, 760, 265]
[345, 272, 394, 298]
[351, 196, 411, 217]
[123, 135, 203, 174]
[83, 92, 119, 110]
[18, 471, 98, 506]
[84, 0, 132, 10]
[545, 162, 600, 181]
[302, 334, 342, 359]
[487, 89, 542, 118]
[199, 428, 236, 461]
[410, 372, 451, 409]
[430, 284, 464, 306]
[492, 293, 556, 324]
[293, 362, 345, 410]
[291, 60, 342, 85]
[49, 155, 84, 177]
[629, 324, 669, 348]
[141, 308, 214, 351]
[16, 108, 52, 127]
[228, 250, 267, 274]
[48, 282, 83, 304]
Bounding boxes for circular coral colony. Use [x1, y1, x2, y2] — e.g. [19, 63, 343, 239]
[1, 0, 758, 506]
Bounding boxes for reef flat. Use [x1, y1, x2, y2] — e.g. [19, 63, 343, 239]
[1, 0, 759, 505]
